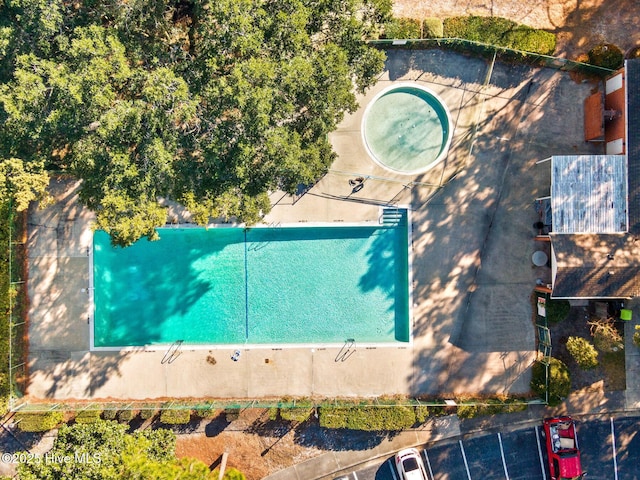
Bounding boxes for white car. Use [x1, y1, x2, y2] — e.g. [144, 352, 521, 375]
[395, 448, 428, 480]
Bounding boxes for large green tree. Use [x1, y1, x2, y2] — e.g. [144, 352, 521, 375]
[17, 421, 218, 479]
[0, 0, 389, 246]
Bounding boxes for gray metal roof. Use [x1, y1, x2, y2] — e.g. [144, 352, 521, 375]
[551, 155, 627, 234]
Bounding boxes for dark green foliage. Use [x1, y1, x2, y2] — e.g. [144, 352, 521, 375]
[383, 18, 422, 39]
[634, 325, 640, 347]
[0, 202, 11, 413]
[0, 0, 388, 247]
[160, 409, 192, 425]
[588, 43, 624, 70]
[423, 18, 444, 38]
[193, 405, 218, 419]
[319, 405, 416, 431]
[116, 409, 134, 422]
[546, 300, 570, 324]
[443, 16, 556, 55]
[456, 398, 527, 419]
[101, 409, 117, 421]
[74, 409, 102, 424]
[15, 411, 64, 432]
[139, 404, 158, 420]
[414, 405, 430, 423]
[531, 358, 571, 406]
[17, 420, 218, 479]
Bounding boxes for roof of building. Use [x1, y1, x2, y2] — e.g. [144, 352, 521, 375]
[627, 59, 640, 234]
[551, 233, 640, 298]
[550, 59, 640, 298]
[551, 154, 627, 234]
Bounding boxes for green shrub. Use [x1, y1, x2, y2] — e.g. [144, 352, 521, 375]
[566, 336, 599, 369]
[319, 405, 415, 431]
[383, 18, 422, 39]
[211, 467, 246, 480]
[280, 407, 313, 423]
[634, 325, 640, 348]
[117, 409, 134, 422]
[101, 409, 117, 421]
[627, 46, 640, 59]
[530, 358, 571, 406]
[443, 16, 556, 55]
[159, 409, 191, 425]
[423, 17, 444, 38]
[193, 405, 218, 419]
[546, 300, 570, 324]
[74, 409, 102, 424]
[588, 43, 624, 70]
[15, 411, 64, 432]
[415, 405, 429, 423]
[139, 404, 157, 420]
[456, 397, 527, 419]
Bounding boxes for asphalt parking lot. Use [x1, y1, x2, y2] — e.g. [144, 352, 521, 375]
[350, 415, 640, 480]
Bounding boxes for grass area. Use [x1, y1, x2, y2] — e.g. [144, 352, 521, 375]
[601, 350, 626, 391]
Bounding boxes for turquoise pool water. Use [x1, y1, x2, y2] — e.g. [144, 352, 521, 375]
[362, 84, 452, 174]
[93, 221, 410, 347]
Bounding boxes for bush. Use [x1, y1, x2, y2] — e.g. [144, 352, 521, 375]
[566, 337, 599, 369]
[588, 43, 624, 70]
[224, 409, 240, 421]
[627, 46, 640, 59]
[423, 17, 444, 38]
[531, 358, 571, 406]
[415, 405, 429, 423]
[74, 409, 102, 424]
[634, 325, 640, 348]
[101, 409, 117, 421]
[139, 404, 157, 420]
[456, 397, 527, 419]
[159, 409, 191, 425]
[280, 407, 313, 423]
[193, 405, 218, 419]
[319, 405, 415, 431]
[15, 411, 64, 432]
[383, 18, 422, 39]
[546, 300, 570, 324]
[117, 409, 134, 422]
[443, 16, 556, 55]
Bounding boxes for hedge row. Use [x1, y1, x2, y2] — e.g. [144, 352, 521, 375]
[383, 15, 556, 56]
[15, 411, 64, 432]
[320, 405, 416, 431]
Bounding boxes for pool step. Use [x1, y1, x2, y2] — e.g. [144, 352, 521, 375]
[381, 208, 407, 226]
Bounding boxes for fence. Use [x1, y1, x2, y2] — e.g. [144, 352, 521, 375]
[368, 37, 616, 78]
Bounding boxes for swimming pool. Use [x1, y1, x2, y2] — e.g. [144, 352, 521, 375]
[92, 215, 411, 348]
[362, 83, 453, 175]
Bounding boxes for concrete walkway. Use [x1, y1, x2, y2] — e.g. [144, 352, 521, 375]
[26, 49, 599, 402]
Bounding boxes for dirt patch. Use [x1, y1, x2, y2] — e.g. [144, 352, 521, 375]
[392, 0, 640, 59]
[549, 306, 626, 392]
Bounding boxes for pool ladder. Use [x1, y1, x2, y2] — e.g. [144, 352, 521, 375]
[380, 208, 407, 226]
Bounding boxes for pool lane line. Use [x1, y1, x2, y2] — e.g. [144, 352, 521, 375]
[244, 229, 249, 341]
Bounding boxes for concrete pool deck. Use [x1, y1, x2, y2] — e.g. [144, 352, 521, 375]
[24, 49, 601, 403]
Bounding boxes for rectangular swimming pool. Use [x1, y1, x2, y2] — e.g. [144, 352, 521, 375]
[92, 216, 410, 348]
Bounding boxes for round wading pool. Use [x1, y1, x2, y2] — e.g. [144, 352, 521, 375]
[361, 83, 453, 175]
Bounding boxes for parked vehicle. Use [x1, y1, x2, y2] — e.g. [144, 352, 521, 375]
[395, 448, 428, 480]
[542, 416, 585, 480]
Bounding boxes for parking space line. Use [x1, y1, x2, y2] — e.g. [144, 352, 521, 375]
[352, 472, 358, 480]
[497, 433, 510, 480]
[611, 417, 619, 480]
[459, 440, 472, 480]
[422, 449, 434, 480]
[534, 426, 547, 480]
[388, 458, 398, 480]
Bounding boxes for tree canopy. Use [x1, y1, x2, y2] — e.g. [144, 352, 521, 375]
[0, 0, 390, 246]
[17, 420, 220, 480]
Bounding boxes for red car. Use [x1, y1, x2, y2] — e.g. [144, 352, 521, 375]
[542, 416, 585, 480]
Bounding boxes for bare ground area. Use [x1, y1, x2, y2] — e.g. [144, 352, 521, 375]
[392, 0, 640, 58]
[130, 4, 639, 480]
